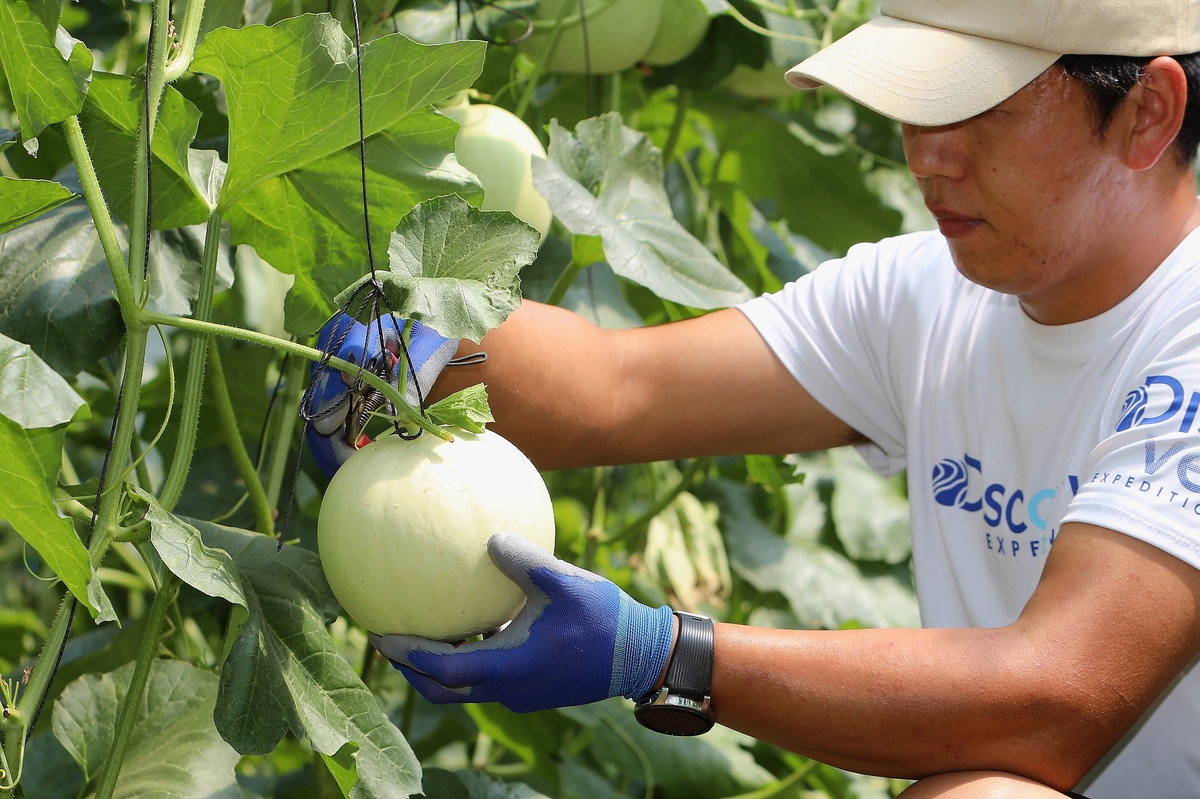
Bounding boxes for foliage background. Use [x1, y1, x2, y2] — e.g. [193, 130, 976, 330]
[0, 0, 936, 796]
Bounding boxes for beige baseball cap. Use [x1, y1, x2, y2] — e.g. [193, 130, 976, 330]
[786, 0, 1200, 126]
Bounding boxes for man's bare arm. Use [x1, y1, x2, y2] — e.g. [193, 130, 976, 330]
[432, 300, 861, 470]
[708, 522, 1200, 791]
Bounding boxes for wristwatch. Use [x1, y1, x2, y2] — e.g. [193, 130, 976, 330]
[634, 611, 715, 736]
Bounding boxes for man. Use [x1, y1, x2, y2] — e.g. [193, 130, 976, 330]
[321, 1, 1200, 796]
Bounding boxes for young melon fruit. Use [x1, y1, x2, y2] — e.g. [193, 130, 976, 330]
[642, 0, 710, 66]
[518, 0, 665, 74]
[440, 102, 553, 239]
[317, 430, 556, 641]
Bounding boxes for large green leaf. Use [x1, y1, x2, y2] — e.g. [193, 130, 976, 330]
[130, 486, 247, 608]
[708, 108, 902, 254]
[0, 176, 76, 233]
[196, 519, 423, 799]
[0, 0, 92, 141]
[336, 195, 538, 342]
[712, 480, 919, 629]
[52, 659, 241, 797]
[533, 113, 753, 310]
[224, 109, 482, 335]
[0, 203, 124, 376]
[0, 331, 86, 427]
[561, 699, 773, 799]
[0, 417, 98, 614]
[190, 15, 484, 211]
[828, 447, 912, 564]
[78, 72, 215, 228]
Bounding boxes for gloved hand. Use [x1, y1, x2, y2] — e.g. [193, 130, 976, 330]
[370, 532, 677, 713]
[305, 312, 459, 478]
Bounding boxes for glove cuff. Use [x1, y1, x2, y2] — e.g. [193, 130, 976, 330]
[610, 597, 674, 702]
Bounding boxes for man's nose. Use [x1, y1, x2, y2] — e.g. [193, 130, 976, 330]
[902, 123, 970, 181]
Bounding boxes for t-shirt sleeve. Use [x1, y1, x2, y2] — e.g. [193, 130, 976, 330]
[1063, 321, 1200, 571]
[737, 236, 921, 477]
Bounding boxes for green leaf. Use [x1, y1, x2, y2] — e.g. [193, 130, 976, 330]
[744, 454, 802, 492]
[336, 194, 538, 342]
[454, 771, 549, 799]
[190, 15, 484, 211]
[129, 486, 248, 608]
[52, 659, 241, 796]
[0, 128, 16, 152]
[533, 113, 753, 310]
[463, 705, 564, 788]
[419, 768, 470, 799]
[570, 234, 605, 268]
[713, 480, 919, 629]
[0, 331, 86, 427]
[78, 72, 214, 229]
[0, 2, 92, 141]
[0, 202, 124, 376]
[709, 108, 902, 253]
[196, 519, 423, 799]
[224, 109, 482, 335]
[426, 384, 493, 434]
[828, 447, 911, 564]
[0, 416, 96, 612]
[0, 176, 76, 234]
[322, 741, 362, 796]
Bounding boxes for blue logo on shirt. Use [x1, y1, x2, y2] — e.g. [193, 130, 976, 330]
[1115, 375, 1196, 432]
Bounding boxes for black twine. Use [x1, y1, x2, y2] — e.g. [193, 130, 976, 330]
[451, 0, 534, 46]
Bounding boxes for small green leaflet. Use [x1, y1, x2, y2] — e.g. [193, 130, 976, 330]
[532, 113, 753, 310]
[0, 2, 92, 141]
[0, 177, 77, 235]
[744, 454, 803, 491]
[190, 14, 484, 211]
[336, 195, 540, 342]
[52, 660, 241, 797]
[425, 384, 494, 434]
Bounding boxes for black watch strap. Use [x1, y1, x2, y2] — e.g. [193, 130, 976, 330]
[664, 611, 714, 699]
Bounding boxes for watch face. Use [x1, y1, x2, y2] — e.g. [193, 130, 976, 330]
[634, 702, 715, 737]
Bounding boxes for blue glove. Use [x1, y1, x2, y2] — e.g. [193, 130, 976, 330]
[370, 532, 677, 713]
[305, 312, 459, 478]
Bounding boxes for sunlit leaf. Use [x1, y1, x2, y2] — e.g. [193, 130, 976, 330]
[533, 113, 753, 309]
[197, 519, 423, 799]
[190, 15, 484, 211]
[337, 195, 538, 342]
[0, 176, 76, 234]
[52, 659, 241, 797]
[0, 2, 92, 140]
[426, 384, 493, 433]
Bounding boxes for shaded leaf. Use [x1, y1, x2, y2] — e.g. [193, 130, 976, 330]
[190, 15, 484, 210]
[0, 416, 95, 612]
[0, 176, 76, 234]
[130, 485, 247, 608]
[533, 113, 753, 309]
[463, 704, 564, 788]
[426, 384, 493, 434]
[79, 72, 214, 229]
[0, 128, 16, 152]
[0, 4, 92, 140]
[0, 202, 124, 376]
[828, 447, 911, 564]
[224, 109, 482, 335]
[337, 195, 537, 342]
[52, 659, 241, 798]
[744, 454, 802, 492]
[454, 771, 549, 799]
[20, 730, 85, 799]
[419, 768, 470, 799]
[0, 331, 86, 427]
[197, 519, 423, 799]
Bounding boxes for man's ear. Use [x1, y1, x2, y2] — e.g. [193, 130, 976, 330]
[1123, 55, 1188, 172]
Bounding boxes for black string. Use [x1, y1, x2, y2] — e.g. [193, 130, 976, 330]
[142, 6, 155, 279]
[449, 0, 533, 46]
[253, 353, 290, 469]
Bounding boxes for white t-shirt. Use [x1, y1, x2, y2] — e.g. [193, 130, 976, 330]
[739, 228, 1200, 798]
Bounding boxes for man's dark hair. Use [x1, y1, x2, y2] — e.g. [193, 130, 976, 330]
[1057, 52, 1200, 165]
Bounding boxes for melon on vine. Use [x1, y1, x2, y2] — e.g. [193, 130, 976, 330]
[440, 100, 553, 239]
[318, 430, 556, 641]
[519, 0, 666, 74]
[642, 0, 710, 66]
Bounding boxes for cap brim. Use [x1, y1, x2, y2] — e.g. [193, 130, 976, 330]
[786, 16, 1061, 126]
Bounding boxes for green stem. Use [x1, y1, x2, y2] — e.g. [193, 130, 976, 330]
[607, 72, 622, 116]
[158, 212, 224, 511]
[129, 0, 172, 304]
[163, 0, 206, 82]
[604, 459, 706, 544]
[514, 0, 574, 119]
[265, 353, 308, 511]
[60, 117, 137, 331]
[662, 88, 691, 165]
[208, 344, 275, 535]
[140, 311, 453, 441]
[0, 711, 26, 793]
[724, 761, 816, 799]
[91, 575, 177, 799]
[545, 259, 584, 307]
